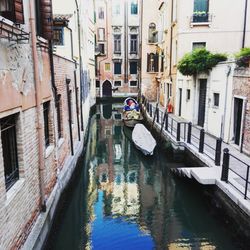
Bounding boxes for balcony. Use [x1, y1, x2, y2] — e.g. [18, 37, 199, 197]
[190, 12, 212, 27]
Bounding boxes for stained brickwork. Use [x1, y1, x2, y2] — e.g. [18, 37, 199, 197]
[233, 67, 250, 155]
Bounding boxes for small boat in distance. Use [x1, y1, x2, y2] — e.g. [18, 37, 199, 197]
[132, 124, 156, 156]
[123, 97, 143, 128]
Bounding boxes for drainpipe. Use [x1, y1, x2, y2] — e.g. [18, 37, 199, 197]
[220, 65, 231, 140]
[169, 0, 174, 81]
[138, 0, 143, 102]
[242, 0, 248, 48]
[66, 78, 74, 155]
[74, 0, 84, 131]
[97, 0, 109, 94]
[65, 25, 81, 141]
[29, 0, 46, 212]
[124, 0, 128, 84]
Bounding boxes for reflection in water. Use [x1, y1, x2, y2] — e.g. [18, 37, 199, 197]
[45, 103, 240, 250]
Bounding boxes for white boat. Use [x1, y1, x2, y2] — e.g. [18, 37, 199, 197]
[132, 124, 156, 155]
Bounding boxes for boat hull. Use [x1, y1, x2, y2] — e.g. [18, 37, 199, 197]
[132, 124, 156, 155]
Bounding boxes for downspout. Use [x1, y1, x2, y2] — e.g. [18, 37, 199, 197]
[97, 0, 109, 90]
[66, 78, 74, 155]
[74, 0, 84, 131]
[124, 0, 128, 84]
[242, 0, 248, 48]
[29, 0, 46, 212]
[138, 0, 143, 102]
[169, 0, 174, 81]
[65, 25, 81, 141]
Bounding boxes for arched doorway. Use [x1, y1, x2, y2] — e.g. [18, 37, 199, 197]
[102, 80, 112, 97]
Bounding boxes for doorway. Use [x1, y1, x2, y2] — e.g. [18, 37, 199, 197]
[197, 79, 207, 127]
[233, 97, 243, 145]
[102, 80, 112, 97]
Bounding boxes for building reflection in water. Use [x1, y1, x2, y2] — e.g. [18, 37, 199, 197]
[82, 103, 225, 250]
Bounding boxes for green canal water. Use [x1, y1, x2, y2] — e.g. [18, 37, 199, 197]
[45, 103, 243, 250]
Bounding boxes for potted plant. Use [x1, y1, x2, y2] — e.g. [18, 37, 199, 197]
[193, 11, 209, 22]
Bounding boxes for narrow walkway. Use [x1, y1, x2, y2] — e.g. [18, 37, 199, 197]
[142, 99, 250, 216]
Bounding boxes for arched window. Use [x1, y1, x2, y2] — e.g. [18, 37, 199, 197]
[148, 23, 157, 43]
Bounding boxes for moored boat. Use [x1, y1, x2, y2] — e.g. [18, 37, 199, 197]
[123, 97, 143, 127]
[132, 124, 156, 155]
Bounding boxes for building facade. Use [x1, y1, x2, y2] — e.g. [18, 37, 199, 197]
[95, 0, 141, 98]
[0, 0, 95, 248]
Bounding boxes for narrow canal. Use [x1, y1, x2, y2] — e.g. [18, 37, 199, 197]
[45, 102, 241, 250]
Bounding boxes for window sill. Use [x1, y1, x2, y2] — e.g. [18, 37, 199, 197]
[190, 22, 211, 28]
[5, 179, 25, 206]
[45, 145, 54, 159]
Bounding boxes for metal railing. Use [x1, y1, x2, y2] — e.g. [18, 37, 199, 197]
[142, 96, 250, 200]
[221, 149, 250, 200]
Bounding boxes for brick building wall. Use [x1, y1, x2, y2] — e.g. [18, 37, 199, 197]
[233, 67, 250, 155]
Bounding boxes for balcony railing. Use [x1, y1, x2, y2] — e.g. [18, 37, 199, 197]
[191, 12, 211, 23]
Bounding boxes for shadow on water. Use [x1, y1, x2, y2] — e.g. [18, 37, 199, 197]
[44, 102, 246, 250]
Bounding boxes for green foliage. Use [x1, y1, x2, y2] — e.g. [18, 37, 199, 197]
[177, 48, 227, 76]
[235, 48, 250, 67]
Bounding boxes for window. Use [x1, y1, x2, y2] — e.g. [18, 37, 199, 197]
[53, 27, 64, 45]
[98, 28, 105, 41]
[186, 89, 191, 101]
[0, 0, 24, 24]
[131, 0, 138, 15]
[192, 42, 206, 50]
[43, 101, 50, 147]
[130, 34, 138, 54]
[98, 43, 105, 54]
[113, 3, 120, 15]
[130, 61, 137, 74]
[147, 53, 158, 72]
[213, 93, 220, 107]
[98, 7, 104, 19]
[130, 80, 137, 87]
[193, 0, 209, 22]
[96, 80, 100, 88]
[105, 63, 111, 71]
[114, 34, 121, 53]
[148, 23, 157, 43]
[0, 114, 19, 190]
[56, 95, 62, 138]
[114, 62, 121, 74]
[114, 81, 122, 87]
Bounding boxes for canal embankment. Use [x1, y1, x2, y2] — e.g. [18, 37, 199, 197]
[141, 97, 250, 240]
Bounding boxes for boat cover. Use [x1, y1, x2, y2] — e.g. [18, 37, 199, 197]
[132, 124, 156, 155]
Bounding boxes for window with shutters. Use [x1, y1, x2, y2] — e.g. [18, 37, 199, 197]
[0, 0, 24, 23]
[148, 23, 157, 43]
[130, 61, 137, 74]
[53, 27, 64, 45]
[131, 0, 138, 15]
[114, 34, 121, 53]
[114, 62, 121, 74]
[35, 0, 53, 40]
[98, 28, 105, 41]
[147, 53, 158, 72]
[130, 34, 138, 54]
[43, 101, 51, 147]
[0, 114, 19, 191]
